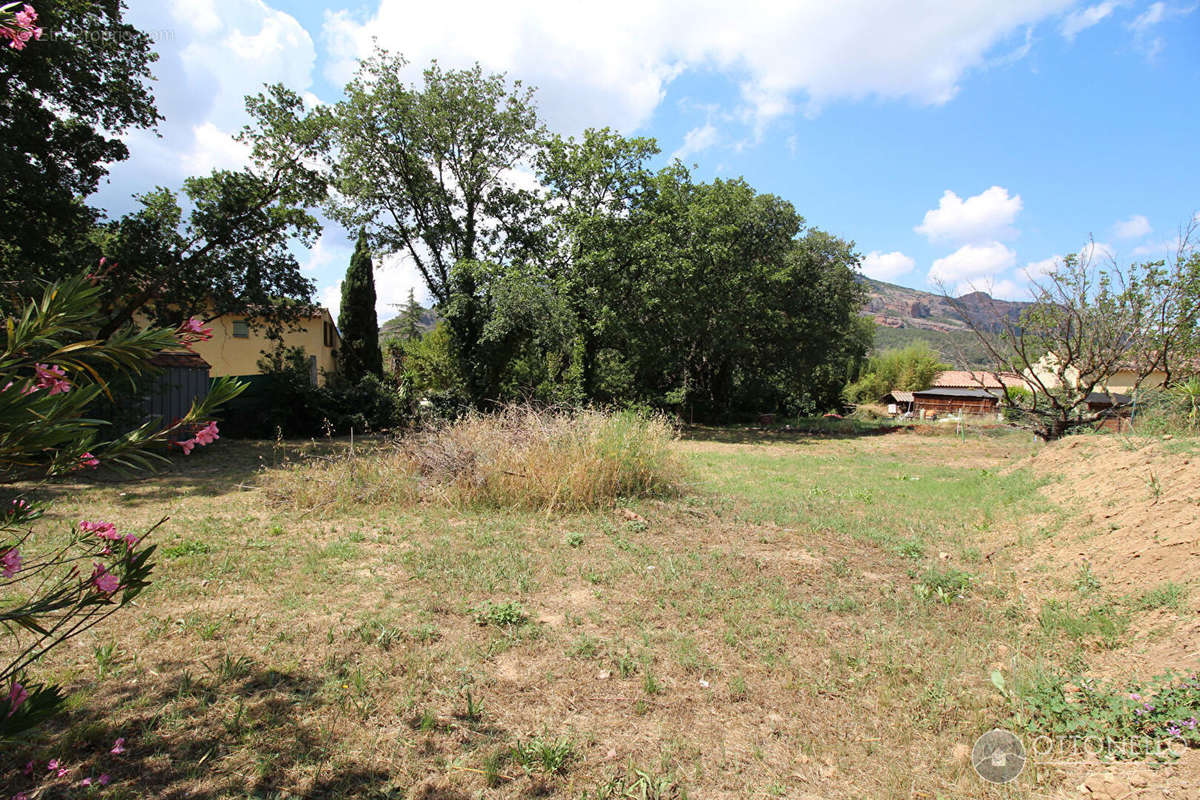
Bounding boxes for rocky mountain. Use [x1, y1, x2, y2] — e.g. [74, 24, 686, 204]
[860, 277, 1031, 334]
[859, 278, 1034, 366]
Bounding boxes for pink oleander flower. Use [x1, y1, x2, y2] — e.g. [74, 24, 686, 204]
[14, 793, 28, 800]
[80, 520, 120, 541]
[110, 738, 125, 755]
[178, 317, 213, 343]
[194, 421, 220, 446]
[46, 758, 59, 771]
[6, 680, 27, 717]
[123, 532, 139, 548]
[90, 563, 119, 595]
[33, 363, 71, 395]
[98, 774, 110, 785]
[177, 437, 196, 455]
[1, 547, 21, 578]
[14, 5, 36, 27]
[80, 776, 92, 787]
[23, 760, 34, 776]
[1, 4, 41, 50]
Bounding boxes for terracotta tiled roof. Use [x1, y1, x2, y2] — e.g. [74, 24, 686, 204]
[932, 370, 1028, 390]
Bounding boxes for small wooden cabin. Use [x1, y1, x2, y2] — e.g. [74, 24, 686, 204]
[880, 390, 914, 416]
[911, 387, 998, 417]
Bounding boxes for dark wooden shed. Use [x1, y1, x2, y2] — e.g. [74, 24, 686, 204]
[144, 351, 212, 426]
[1086, 392, 1133, 432]
[911, 387, 999, 417]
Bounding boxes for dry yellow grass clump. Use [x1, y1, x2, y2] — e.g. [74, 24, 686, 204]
[266, 405, 685, 512]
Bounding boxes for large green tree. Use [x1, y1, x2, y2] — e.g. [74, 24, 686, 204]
[97, 85, 327, 337]
[338, 231, 383, 381]
[322, 50, 545, 397]
[0, 0, 160, 287]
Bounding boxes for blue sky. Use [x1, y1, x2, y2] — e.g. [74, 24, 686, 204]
[102, 0, 1199, 320]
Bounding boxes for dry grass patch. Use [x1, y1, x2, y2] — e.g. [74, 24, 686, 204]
[267, 406, 685, 513]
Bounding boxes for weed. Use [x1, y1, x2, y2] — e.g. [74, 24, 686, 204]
[567, 633, 601, 659]
[1129, 582, 1189, 612]
[1146, 471, 1163, 502]
[93, 642, 119, 678]
[472, 600, 529, 627]
[483, 748, 509, 788]
[163, 539, 212, 558]
[409, 623, 440, 643]
[613, 651, 638, 678]
[1073, 560, 1101, 596]
[1008, 670, 1200, 755]
[643, 671, 662, 696]
[267, 406, 684, 513]
[459, 689, 484, 722]
[566, 531, 586, 548]
[914, 567, 972, 604]
[1039, 600, 1129, 648]
[512, 735, 575, 775]
[583, 763, 686, 799]
[897, 538, 924, 559]
[209, 653, 253, 682]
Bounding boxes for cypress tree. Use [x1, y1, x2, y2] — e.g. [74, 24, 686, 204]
[338, 231, 383, 381]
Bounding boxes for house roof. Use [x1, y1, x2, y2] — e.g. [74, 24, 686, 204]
[882, 390, 914, 403]
[150, 350, 211, 369]
[932, 370, 1028, 390]
[912, 387, 998, 400]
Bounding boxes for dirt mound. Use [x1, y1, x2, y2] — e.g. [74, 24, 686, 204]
[1021, 436, 1200, 682]
[1025, 436, 1199, 591]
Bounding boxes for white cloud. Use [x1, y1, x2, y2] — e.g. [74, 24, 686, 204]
[914, 186, 1023, 244]
[1078, 240, 1116, 264]
[1112, 214, 1151, 239]
[1023, 255, 1062, 277]
[1127, 1, 1193, 59]
[860, 250, 916, 281]
[1132, 237, 1181, 257]
[928, 241, 1017, 284]
[322, 0, 1075, 136]
[1061, 1, 1122, 40]
[672, 123, 719, 161]
[951, 276, 1029, 300]
[179, 122, 253, 175]
[94, 0, 317, 214]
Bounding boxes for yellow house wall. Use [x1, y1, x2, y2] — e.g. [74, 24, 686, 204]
[1026, 355, 1166, 394]
[1101, 370, 1165, 394]
[189, 313, 339, 385]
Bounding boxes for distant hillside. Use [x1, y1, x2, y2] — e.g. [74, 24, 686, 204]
[860, 277, 1032, 366]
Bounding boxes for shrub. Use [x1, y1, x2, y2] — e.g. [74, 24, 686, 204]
[0, 271, 242, 737]
[222, 343, 402, 437]
[266, 405, 685, 512]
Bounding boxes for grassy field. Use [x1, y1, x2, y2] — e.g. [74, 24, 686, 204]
[5, 422, 1196, 799]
